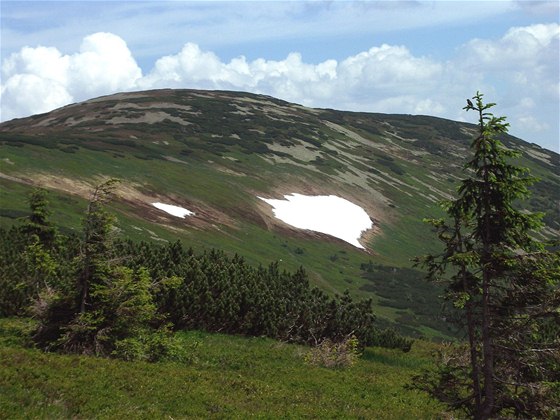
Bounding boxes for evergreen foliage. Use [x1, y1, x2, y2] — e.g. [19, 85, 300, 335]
[0, 189, 66, 317]
[412, 92, 560, 419]
[113, 239, 409, 349]
[19, 188, 57, 249]
[0, 185, 413, 360]
[27, 179, 184, 361]
[77, 179, 120, 314]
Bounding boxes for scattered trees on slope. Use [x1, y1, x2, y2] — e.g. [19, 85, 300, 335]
[26, 180, 185, 361]
[0, 183, 412, 361]
[0, 188, 62, 316]
[412, 92, 560, 418]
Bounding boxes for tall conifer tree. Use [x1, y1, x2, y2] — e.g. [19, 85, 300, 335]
[21, 188, 57, 248]
[413, 92, 559, 418]
[78, 179, 119, 313]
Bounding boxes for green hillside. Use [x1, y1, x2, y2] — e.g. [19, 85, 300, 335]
[1, 89, 558, 338]
[0, 318, 445, 419]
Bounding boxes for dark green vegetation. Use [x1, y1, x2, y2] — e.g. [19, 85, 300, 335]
[411, 93, 560, 419]
[359, 262, 455, 337]
[1, 89, 558, 338]
[0, 184, 421, 418]
[0, 318, 444, 419]
[0, 186, 411, 356]
[1, 89, 558, 418]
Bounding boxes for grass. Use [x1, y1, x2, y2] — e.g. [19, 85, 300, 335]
[0, 146, 515, 341]
[0, 318, 446, 419]
[1, 89, 557, 340]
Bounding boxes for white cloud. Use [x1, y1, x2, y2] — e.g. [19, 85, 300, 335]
[140, 43, 253, 89]
[0, 0, 514, 70]
[462, 23, 558, 70]
[338, 44, 442, 89]
[516, 115, 549, 133]
[139, 41, 442, 113]
[454, 23, 559, 149]
[68, 32, 142, 97]
[460, 23, 559, 100]
[2, 46, 69, 85]
[139, 46, 342, 104]
[371, 96, 446, 116]
[0, 73, 71, 119]
[1, 32, 141, 121]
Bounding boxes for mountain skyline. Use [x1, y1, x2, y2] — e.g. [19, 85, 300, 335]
[1, 1, 558, 152]
[1, 87, 558, 336]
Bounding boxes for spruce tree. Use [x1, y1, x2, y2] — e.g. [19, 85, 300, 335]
[20, 188, 57, 249]
[413, 92, 559, 418]
[78, 178, 119, 313]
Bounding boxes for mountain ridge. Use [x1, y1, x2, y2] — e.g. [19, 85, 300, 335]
[1, 88, 558, 338]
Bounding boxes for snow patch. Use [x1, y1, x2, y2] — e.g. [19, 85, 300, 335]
[152, 202, 194, 218]
[258, 194, 372, 249]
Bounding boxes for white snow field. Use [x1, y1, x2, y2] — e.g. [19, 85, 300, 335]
[152, 202, 194, 218]
[258, 194, 372, 249]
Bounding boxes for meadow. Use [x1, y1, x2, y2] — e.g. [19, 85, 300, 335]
[0, 318, 446, 419]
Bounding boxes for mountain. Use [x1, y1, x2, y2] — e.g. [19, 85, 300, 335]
[1, 89, 558, 338]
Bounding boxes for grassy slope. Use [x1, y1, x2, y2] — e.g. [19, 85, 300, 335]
[0, 318, 445, 419]
[1, 90, 557, 339]
[0, 175, 452, 339]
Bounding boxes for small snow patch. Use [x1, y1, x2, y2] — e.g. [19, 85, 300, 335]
[258, 194, 372, 249]
[152, 202, 194, 218]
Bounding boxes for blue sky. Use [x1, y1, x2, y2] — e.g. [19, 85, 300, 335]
[1, 1, 559, 151]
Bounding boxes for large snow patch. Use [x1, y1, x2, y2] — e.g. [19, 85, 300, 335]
[152, 202, 194, 218]
[258, 194, 372, 249]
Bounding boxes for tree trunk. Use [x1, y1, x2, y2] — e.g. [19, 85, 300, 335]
[465, 294, 482, 418]
[79, 265, 89, 313]
[456, 220, 483, 418]
[480, 268, 494, 418]
[479, 113, 495, 419]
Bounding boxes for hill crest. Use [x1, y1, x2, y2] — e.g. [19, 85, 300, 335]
[1, 88, 558, 338]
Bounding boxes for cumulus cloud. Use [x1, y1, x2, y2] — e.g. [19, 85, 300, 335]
[139, 45, 340, 102]
[138, 42, 443, 114]
[0, 73, 72, 118]
[464, 23, 558, 67]
[1, 25, 558, 150]
[454, 23, 558, 149]
[68, 32, 142, 96]
[339, 44, 442, 89]
[1, 32, 141, 121]
[0, 31, 445, 120]
[460, 24, 559, 99]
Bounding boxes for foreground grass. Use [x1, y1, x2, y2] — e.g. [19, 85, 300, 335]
[0, 318, 445, 419]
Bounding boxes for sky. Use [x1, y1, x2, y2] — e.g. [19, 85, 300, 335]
[1, 1, 559, 152]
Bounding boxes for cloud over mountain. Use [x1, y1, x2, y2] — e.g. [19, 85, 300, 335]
[1, 32, 141, 119]
[1, 24, 558, 150]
